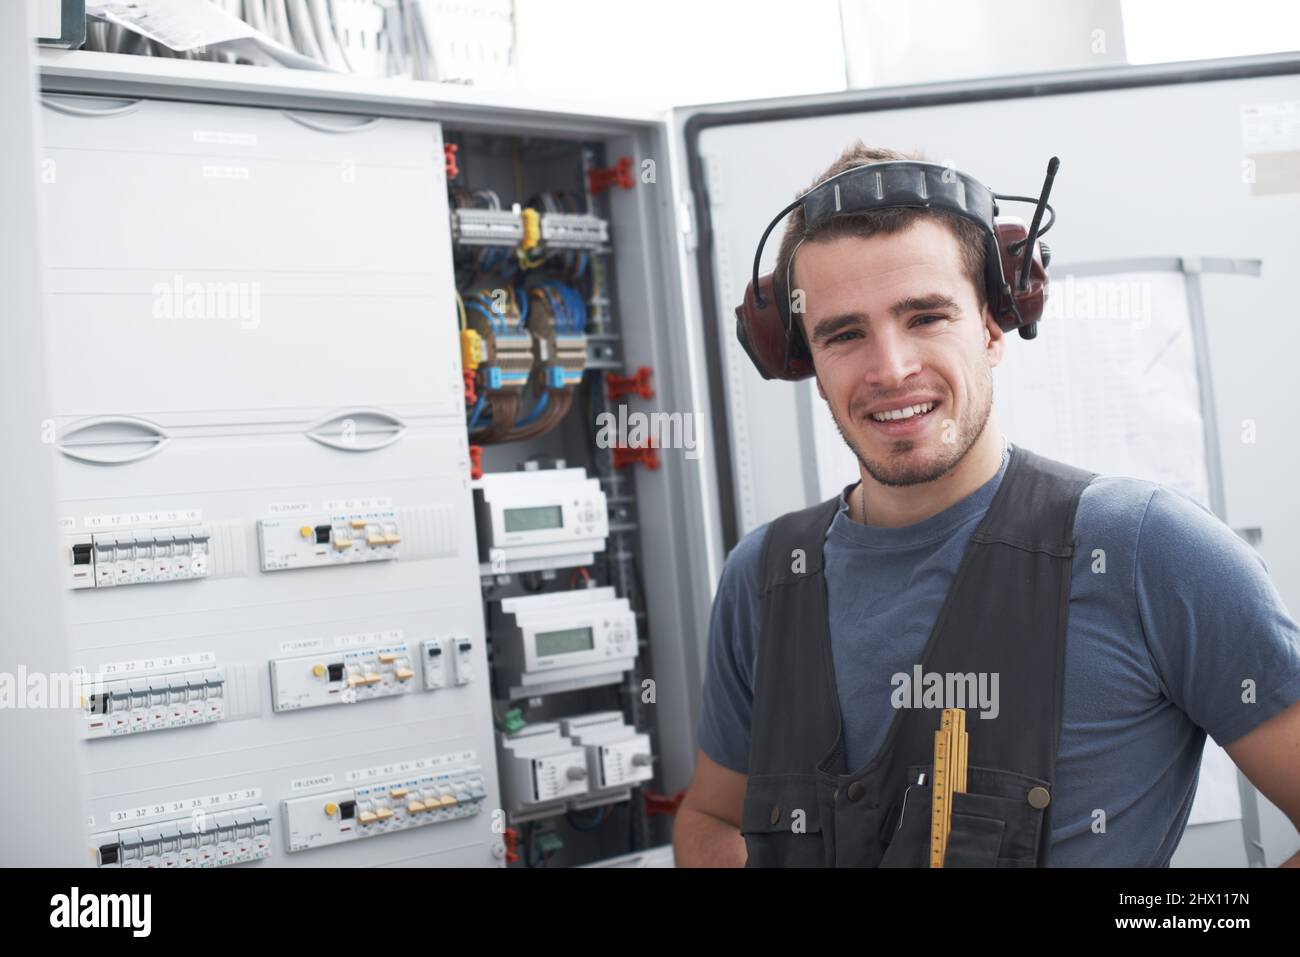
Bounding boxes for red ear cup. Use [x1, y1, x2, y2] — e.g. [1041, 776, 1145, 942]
[734, 273, 815, 381]
[992, 219, 1050, 336]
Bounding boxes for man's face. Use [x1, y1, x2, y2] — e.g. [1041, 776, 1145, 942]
[795, 218, 1005, 487]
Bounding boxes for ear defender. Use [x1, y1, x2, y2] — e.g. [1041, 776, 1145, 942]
[735, 157, 1059, 381]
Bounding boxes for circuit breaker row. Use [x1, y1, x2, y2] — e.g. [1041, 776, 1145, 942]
[91, 760, 489, 865]
[67, 524, 211, 589]
[93, 804, 272, 868]
[257, 512, 402, 571]
[63, 509, 421, 590]
[84, 667, 225, 738]
[79, 637, 474, 737]
[270, 636, 472, 712]
[284, 764, 488, 852]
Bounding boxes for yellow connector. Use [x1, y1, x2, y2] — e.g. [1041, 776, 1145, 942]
[520, 207, 541, 251]
[460, 328, 484, 371]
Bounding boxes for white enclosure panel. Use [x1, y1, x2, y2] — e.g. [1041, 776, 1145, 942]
[39, 92, 503, 867]
[38, 95, 457, 419]
[63, 423, 502, 867]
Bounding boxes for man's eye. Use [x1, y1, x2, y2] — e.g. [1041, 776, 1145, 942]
[913, 315, 944, 327]
[828, 330, 860, 344]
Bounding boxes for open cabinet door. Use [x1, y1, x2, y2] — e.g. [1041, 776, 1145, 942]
[671, 51, 1300, 868]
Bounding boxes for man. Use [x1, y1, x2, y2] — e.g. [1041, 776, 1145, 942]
[673, 141, 1300, 867]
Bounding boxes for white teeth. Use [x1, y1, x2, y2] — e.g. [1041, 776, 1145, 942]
[870, 401, 935, 422]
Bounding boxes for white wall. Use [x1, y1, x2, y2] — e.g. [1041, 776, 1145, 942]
[839, 0, 1128, 88]
[513, 0, 848, 109]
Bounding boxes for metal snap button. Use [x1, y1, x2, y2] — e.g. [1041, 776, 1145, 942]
[846, 781, 864, 801]
[770, 805, 781, 825]
[1027, 786, 1051, 809]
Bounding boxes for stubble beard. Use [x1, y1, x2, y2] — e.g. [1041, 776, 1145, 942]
[825, 362, 994, 488]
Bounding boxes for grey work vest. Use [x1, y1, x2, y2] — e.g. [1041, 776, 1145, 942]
[741, 445, 1095, 867]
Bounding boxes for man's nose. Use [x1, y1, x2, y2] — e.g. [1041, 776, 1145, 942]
[863, 325, 922, 387]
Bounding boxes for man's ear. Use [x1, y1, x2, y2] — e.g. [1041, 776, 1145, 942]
[983, 307, 1006, 368]
[815, 373, 826, 402]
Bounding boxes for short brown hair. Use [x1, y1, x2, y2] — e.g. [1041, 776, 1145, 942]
[774, 140, 990, 346]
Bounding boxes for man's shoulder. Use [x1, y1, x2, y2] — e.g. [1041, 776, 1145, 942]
[1076, 473, 1163, 524]
[721, 495, 845, 592]
[718, 520, 773, 598]
[1074, 473, 1250, 571]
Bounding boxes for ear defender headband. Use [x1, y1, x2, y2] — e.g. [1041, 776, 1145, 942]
[734, 157, 1060, 381]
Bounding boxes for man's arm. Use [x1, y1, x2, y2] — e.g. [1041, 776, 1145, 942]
[673, 750, 748, 867]
[1224, 699, 1300, 867]
[1131, 485, 1300, 867]
[679, 522, 770, 867]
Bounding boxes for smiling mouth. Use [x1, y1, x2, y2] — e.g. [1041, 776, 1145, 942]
[867, 400, 939, 423]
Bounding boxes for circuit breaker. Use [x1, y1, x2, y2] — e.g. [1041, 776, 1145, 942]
[84, 667, 225, 739]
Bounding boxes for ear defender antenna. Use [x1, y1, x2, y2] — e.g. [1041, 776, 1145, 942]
[1017, 157, 1059, 294]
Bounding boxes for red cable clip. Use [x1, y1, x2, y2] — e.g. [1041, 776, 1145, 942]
[612, 441, 660, 471]
[587, 155, 634, 196]
[463, 368, 477, 406]
[469, 444, 483, 481]
[605, 366, 654, 401]
[643, 789, 686, 817]
[444, 143, 460, 180]
[503, 826, 520, 864]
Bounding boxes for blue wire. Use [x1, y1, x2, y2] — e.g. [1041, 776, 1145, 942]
[513, 390, 549, 428]
[515, 286, 529, 331]
[466, 300, 503, 335]
[467, 395, 487, 430]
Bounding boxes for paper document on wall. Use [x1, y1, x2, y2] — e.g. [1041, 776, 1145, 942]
[993, 270, 1211, 507]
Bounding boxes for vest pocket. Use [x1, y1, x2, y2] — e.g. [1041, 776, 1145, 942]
[878, 784, 933, 867]
[943, 810, 1006, 867]
[740, 773, 825, 868]
[885, 764, 1049, 867]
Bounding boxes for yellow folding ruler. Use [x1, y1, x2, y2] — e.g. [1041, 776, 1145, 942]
[929, 707, 968, 868]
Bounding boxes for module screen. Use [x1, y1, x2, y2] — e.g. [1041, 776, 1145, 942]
[504, 504, 564, 533]
[534, 626, 595, 657]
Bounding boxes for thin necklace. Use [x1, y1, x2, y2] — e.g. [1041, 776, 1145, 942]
[856, 436, 1008, 525]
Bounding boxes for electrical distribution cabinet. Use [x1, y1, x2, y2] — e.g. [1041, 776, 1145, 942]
[27, 48, 725, 869]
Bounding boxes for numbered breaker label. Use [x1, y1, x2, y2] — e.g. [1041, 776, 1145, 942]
[85, 668, 225, 738]
[270, 644, 415, 712]
[283, 766, 487, 852]
[66, 525, 210, 590]
[257, 513, 400, 572]
[92, 804, 271, 868]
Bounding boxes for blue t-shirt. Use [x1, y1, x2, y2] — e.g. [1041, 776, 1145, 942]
[697, 444, 1300, 866]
